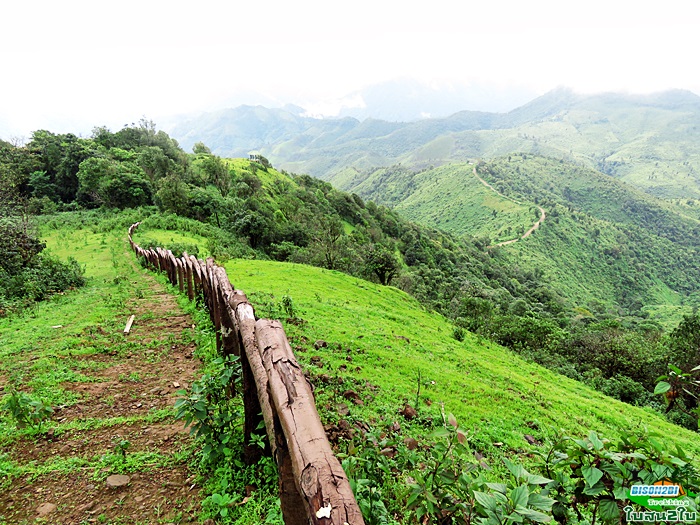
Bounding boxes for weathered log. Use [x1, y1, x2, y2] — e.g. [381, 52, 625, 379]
[182, 254, 194, 301]
[231, 291, 274, 464]
[167, 251, 178, 287]
[215, 267, 238, 358]
[207, 261, 222, 353]
[176, 258, 185, 293]
[190, 255, 201, 296]
[255, 319, 365, 525]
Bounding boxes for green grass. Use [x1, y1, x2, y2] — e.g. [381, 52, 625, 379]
[344, 163, 534, 242]
[223, 259, 700, 458]
[0, 221, 195, 485]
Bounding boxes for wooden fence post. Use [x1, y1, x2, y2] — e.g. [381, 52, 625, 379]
[255, 319, 365, 525]
[183, 254, 195, 301]
[231, 291, 274, 465]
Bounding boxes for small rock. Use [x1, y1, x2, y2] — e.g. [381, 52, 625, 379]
[337, 403, 350, 416]
[106, 474, 131, 488]
[404, 437, 419, 450]
[314, 340, 327, 349]
[492, 442, 504, 447]
[343, 390, 360, 400]
[36, 502, 57, 517]
[173, 381, 180, 388]
[524, 434, 541, 446]
[400, 404, 417, 420]
[77, 501, 96, 513]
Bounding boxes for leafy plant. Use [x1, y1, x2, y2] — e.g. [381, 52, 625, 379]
[655, 364, 700, 426]
[1, 390, 53, 431]
[474, 459, 554, 525]
[406, 414, 554, 525]
[112, 437, 131, 458]
[174, 355, 241, 465]
[541, 430, 700, 524]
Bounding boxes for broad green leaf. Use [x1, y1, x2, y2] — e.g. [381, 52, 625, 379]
[613, 486, 628, 500]
[582, 481, 606, 496]
[588, 431, 604, 450]
[474, 490, 497, 511]
[504, 458, 527, 480]
[598, 498, 620, 522]
[654, 381, 672, 394]
[573, 438, 590, 450]
[582, 466, 604, 488]
[526, 473, 554, 486]
[514, 506, 553, 523]
[510, 484, 529, 509]
[486, 482, 508, 494]
[528, 492, 555, 512]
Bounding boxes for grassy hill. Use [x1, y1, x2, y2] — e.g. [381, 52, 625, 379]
[332, 163, 535, 243]
[222, 258, 700, 452]
[332, 154, 700, 324]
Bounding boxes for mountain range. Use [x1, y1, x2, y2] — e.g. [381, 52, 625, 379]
[168, 87, 700, 200]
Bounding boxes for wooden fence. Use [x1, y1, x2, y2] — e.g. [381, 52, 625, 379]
[128, 223, 365, 525]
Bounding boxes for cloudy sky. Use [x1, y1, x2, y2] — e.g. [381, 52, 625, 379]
[1, 0, 698, 138]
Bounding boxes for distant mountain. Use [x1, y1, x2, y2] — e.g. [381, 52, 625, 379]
[168, 88, 700, 199]
[334, 78, 537, 121]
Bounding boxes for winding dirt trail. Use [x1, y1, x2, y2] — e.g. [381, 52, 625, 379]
[471, 164, 546, 247]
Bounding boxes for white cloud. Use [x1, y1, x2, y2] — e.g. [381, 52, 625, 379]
[1, 0, 699, 137]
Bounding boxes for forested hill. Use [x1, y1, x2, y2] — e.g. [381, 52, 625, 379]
[327, 155, 700, 320]
[169, 88, 700, 199]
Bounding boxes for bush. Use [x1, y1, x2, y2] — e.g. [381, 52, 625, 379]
[0, 253, 85, 315]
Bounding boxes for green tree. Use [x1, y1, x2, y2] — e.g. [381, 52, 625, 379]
[364, 244, 400, 285]
[668, 313, 700, 373]
[193, 141, 212, 155]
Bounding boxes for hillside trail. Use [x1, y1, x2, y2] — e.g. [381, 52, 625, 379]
[471, 164, 546, 247]
[0, 258, 204, 524]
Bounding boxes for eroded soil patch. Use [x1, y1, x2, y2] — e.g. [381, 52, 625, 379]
[1, 468, 199, 525]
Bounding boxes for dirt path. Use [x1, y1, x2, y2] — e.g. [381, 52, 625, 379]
[471, 164, 546, 247]
[0, 266, 204, 524]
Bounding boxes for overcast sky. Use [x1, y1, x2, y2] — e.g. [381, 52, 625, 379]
[1, 0, 698, 138]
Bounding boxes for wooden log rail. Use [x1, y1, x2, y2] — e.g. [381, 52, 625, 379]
[127, 223, 364, 525]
